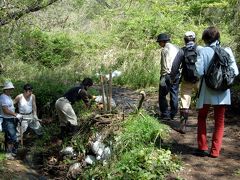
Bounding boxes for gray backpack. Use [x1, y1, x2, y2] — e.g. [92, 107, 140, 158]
[205, 47, 235, 91]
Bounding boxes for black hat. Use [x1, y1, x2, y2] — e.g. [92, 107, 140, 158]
[23, 83, 33, 91]
[156, 33, 170, 42]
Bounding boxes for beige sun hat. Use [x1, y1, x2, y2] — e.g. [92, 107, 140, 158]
[3, 81, 15, 90]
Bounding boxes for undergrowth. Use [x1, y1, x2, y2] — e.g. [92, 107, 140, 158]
[81, 111, 182, 179]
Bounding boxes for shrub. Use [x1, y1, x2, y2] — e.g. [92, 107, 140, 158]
[15, 28, 75, 68]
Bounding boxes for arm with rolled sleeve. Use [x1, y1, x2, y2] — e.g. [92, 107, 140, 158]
[2, 106, 17, 117]
[80, 89, 91, 108]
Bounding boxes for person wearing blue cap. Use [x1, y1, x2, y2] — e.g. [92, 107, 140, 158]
[156, 33, 180, 120]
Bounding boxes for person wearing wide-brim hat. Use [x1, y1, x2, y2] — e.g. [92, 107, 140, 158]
[0, 81, 22, 160]
[156, 33, 180, 120]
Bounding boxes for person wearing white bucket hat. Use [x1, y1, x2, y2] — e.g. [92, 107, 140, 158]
[2, 81, 15, 90]
[0, 81, 22, 160]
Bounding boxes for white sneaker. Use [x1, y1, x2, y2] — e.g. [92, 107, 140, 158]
[5, 153, 15, 160]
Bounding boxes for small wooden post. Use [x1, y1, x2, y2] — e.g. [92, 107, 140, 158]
[137, 91, 146, 112]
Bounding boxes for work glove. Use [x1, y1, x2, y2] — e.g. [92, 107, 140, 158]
[16, 114, 23, 120]
[160, 76, 167, 87]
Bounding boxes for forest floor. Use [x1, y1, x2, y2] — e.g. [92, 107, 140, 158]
[1, 87, 240, 180]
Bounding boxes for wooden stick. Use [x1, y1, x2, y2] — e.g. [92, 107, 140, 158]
[100, 75, 107, 112]
[108, 71, 112, 112]
[19, 121, 23, 146]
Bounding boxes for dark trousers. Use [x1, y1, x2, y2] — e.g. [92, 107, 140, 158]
[159, 75, 179, 118]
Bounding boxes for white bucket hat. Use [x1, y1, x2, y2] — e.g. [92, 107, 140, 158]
[184, 31, 196, 39]
[3, 81, 14, 90]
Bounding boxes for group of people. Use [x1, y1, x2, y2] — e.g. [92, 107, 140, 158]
[0, 82, 43, 160]
[156, 26, 239, 158]
[1, 26, 238, 160]
[0, 78, 94, 160]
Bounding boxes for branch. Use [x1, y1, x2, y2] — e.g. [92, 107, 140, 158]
[95, 0, 111, 8]
[0, 0, 59, 26]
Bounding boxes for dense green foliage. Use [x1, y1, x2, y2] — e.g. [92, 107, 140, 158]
[1, 0, 238, 110]
[16, 29, 75, 67]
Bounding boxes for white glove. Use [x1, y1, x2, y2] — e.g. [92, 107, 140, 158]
[160, 76, 167, 86]
[33, 114, 39, 121]
[16, 114, 23, 120]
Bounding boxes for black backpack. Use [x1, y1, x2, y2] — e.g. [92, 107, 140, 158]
[205, 47, 235, 91]
[182, 45, 199, 83]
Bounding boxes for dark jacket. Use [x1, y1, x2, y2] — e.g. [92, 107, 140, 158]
[170, 41, 197, 82]
[64, 84, 91, 106]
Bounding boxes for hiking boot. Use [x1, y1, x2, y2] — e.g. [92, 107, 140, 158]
[194, 149, 209, 157]
[170, 115, 177, 121]
[60, 124, 80, 139]
[209, 154, 218, 158]
[68, 124, 80, 136]
[59, 126, 68, 139]
[176, 108, 189, 134]
[160, 115, 171, 121]
[176, 119, 187, 134]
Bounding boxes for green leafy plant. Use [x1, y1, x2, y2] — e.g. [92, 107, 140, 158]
[15, 28, 75, 68]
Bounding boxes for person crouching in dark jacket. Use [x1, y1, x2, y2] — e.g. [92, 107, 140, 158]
[55, 78, 94, 139]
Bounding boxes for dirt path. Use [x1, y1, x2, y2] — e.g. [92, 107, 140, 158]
[114, 87, 240, 179]
[167, 111, 240, 180]
[1, 159, 41, 179]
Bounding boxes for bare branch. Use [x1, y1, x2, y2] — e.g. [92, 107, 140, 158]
[0, 0, 59, 26]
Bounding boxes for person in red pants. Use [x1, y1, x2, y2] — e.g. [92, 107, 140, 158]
[194, 26, 239, 158]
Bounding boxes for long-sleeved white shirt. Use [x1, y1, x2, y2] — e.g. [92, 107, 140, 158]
[160, 42, 179, 76]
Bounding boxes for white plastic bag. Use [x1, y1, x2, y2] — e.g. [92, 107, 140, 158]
[95, 96, 116, 107]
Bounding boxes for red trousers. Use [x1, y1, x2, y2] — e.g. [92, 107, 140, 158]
[197, 104, 225, 157]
